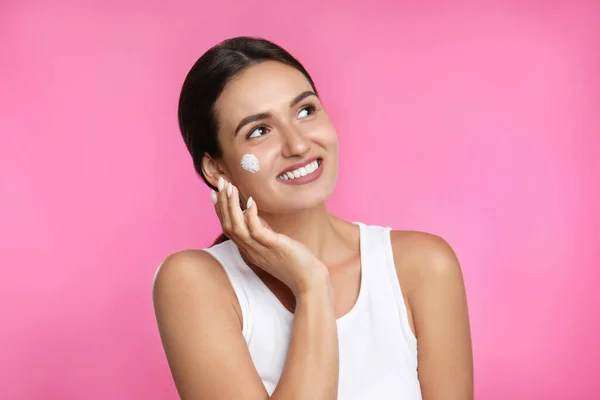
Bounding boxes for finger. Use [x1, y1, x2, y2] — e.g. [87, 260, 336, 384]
[211, 189, 222, 220]
[218, 180, 232, 236]
[245, 197, 278, 247]
[227, 184, 251, 241]
[212, 177, 226, 221]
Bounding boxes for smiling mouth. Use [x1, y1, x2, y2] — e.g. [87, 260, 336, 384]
[276, 158, 323, 181]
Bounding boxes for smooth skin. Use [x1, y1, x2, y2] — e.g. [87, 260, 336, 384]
[153, 60, 473, 399]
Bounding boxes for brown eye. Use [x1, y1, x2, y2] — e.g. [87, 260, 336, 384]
[297, 105, 316, 119]
[247, 126, 267, 139]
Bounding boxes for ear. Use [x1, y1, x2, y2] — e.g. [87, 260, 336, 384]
[201, 153, 227, 189]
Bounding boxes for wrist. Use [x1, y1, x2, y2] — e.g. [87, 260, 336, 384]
[294, 268, 333, 300]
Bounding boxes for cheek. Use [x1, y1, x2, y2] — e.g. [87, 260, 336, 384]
[238, 146, 277, 174]
[318, 126, 338, 149]
[240, 153, 260, 173]
[233, 150, 275, 200]
[313, 115, 338, 145]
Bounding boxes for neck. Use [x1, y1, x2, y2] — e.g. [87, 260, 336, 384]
[259, 203, 343, 262]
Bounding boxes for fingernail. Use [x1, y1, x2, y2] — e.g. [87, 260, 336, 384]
[218, 177, 224, 192]
[226, 182, 232, 197]
[247, 197, 253, 209]
[211, 190, 217, 205]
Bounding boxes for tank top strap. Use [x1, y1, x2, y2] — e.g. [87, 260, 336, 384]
[202, 240, 254, 339]
[354, 222, 391, 271]
[354, 222, 418, 352]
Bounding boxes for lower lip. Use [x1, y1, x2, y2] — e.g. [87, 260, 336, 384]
[277, 159, 324, 185]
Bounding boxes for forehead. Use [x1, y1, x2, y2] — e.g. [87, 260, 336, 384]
[216, 61, 314, 123]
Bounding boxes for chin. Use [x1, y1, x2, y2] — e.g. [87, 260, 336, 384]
[271, 183, 335, 213]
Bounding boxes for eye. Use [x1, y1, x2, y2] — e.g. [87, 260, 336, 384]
[297, 105, 316, 119]
[247, 126, 267, 139]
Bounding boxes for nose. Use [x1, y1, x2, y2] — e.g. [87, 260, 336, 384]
[280, 125, 310, 158]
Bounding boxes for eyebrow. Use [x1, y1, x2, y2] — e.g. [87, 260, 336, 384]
[234, 91, 318, 136]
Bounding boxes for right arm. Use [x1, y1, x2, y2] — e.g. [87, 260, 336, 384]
[271, 277, 338, 399]
[153, 250, 339, 400]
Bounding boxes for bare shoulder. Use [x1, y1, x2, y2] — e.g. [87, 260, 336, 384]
[154, 249, 222, 294]
[389, 230, 463, 298]
[153, 249, 241, 326]
[155, 247, 223, 278]
[390, 230, 473, 398]
[152, 250, 264, 399]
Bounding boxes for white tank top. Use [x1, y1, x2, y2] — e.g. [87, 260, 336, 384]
[203, 222, 422, 399]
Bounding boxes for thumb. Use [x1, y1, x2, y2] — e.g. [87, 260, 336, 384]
[258, 216, 273, 231]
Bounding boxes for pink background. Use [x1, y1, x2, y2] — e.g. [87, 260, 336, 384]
[1, 1, 598, 399]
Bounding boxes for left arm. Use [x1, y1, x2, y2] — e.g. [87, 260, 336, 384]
[392, 232, 474, 400]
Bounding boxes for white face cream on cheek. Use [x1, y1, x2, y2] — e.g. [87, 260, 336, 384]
[240, 153, 260, 173]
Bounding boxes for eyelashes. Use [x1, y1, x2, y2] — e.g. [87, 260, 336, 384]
[246, 104, 318, 140]
[297, 104, 316, 119]
[247, 126, 267, 139]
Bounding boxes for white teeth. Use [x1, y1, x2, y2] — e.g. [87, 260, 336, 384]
[277, 160, 321, 181]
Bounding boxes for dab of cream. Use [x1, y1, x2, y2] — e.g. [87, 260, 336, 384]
[241, 153, 260, 173]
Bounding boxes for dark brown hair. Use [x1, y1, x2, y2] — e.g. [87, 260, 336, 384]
[177, 37, 319, 245]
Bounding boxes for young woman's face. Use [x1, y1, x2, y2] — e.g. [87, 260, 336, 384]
[213, 61, 338, 213]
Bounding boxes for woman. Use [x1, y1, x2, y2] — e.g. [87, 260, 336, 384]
[153, 36, 473, 399]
